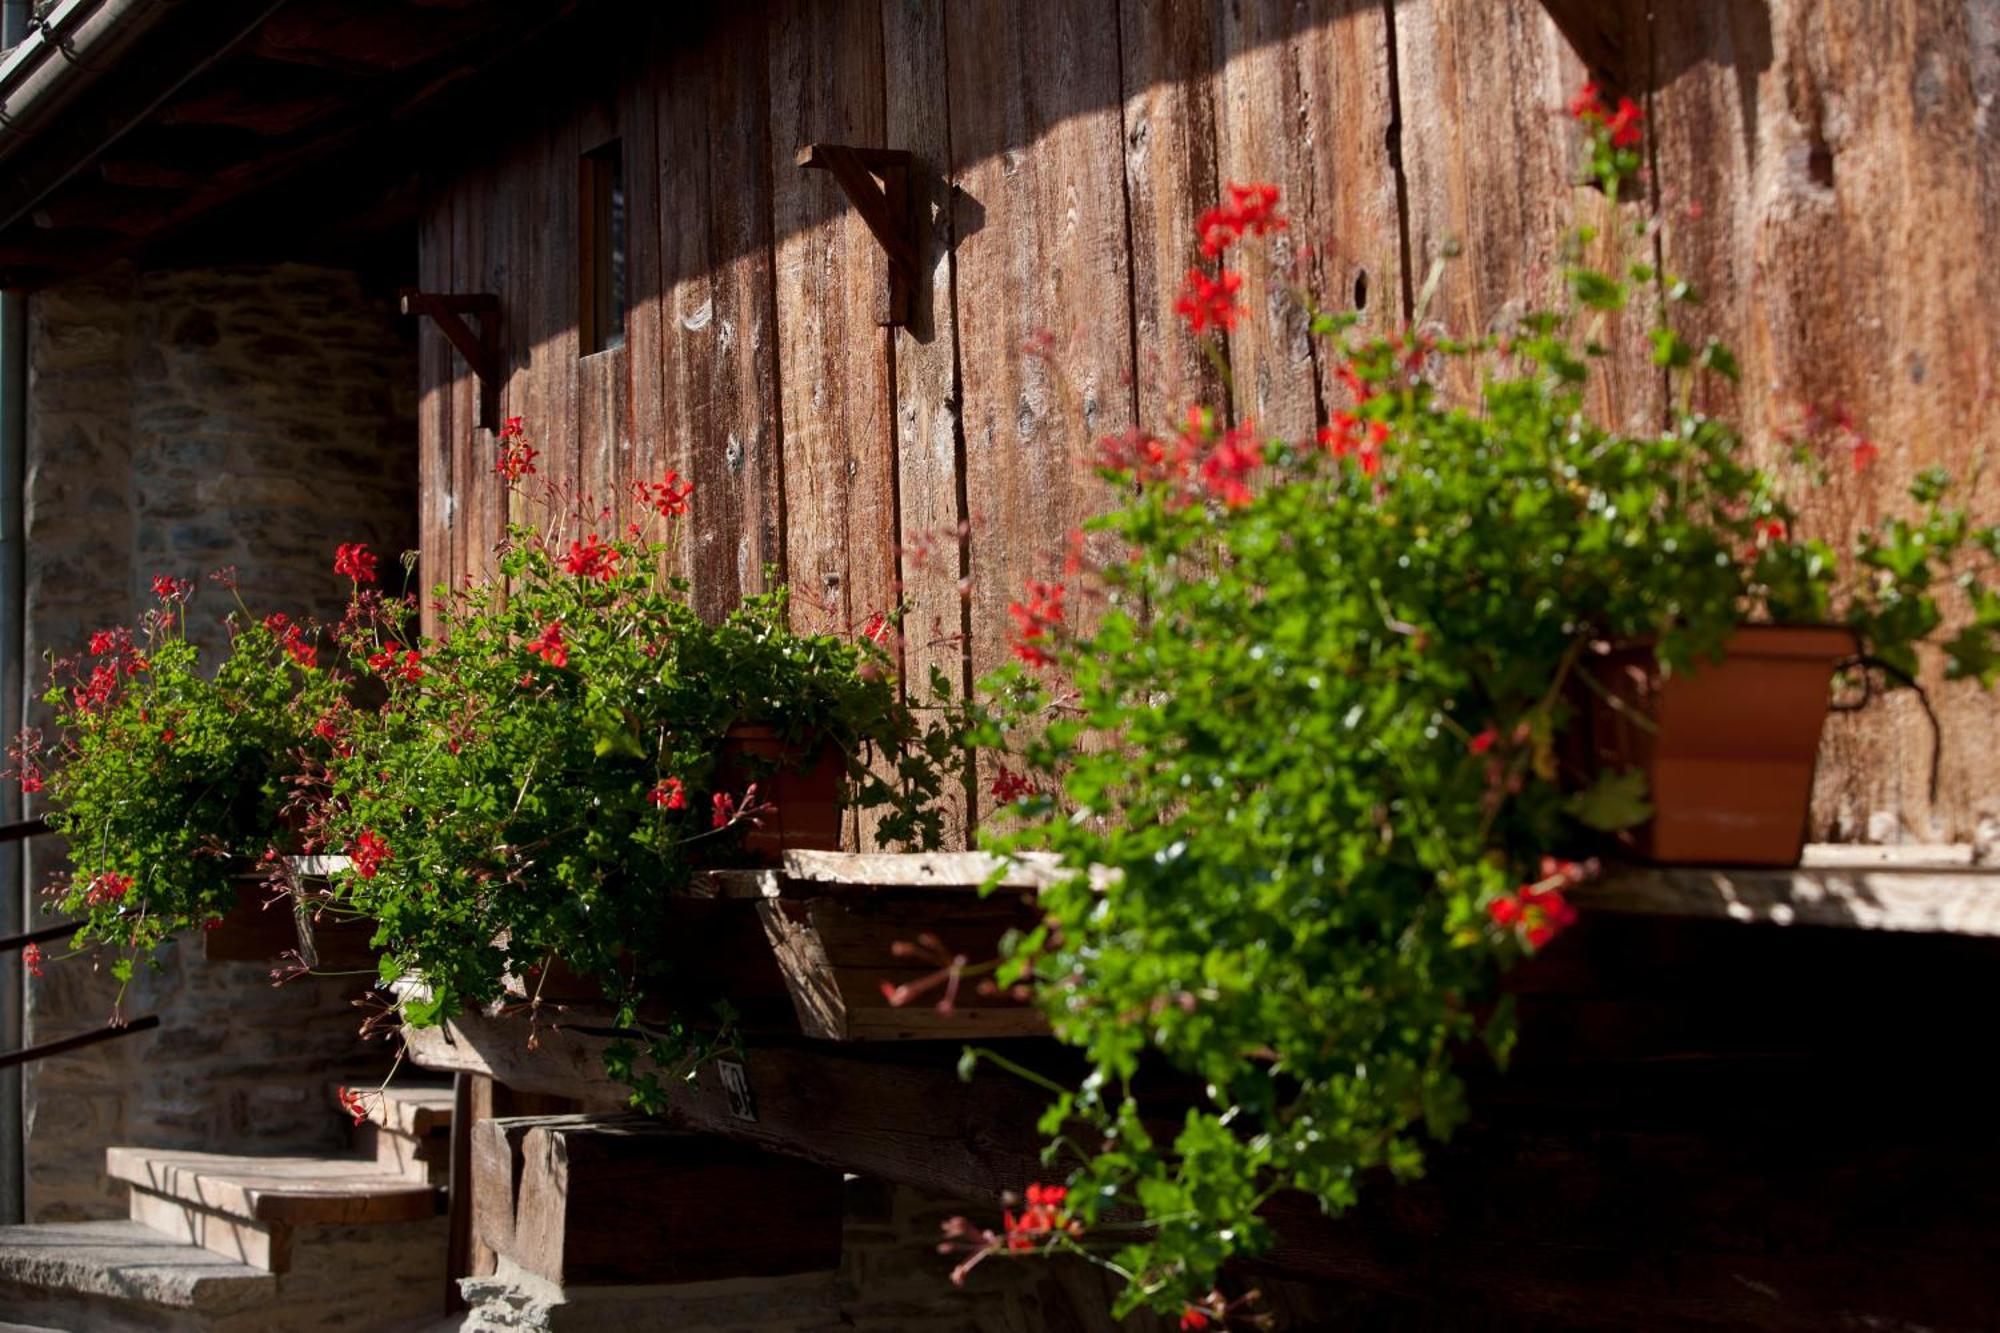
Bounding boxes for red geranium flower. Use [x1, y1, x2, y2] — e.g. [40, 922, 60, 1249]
[562, 534, 621, 583]
[1007, 580, 1066, 668]
[649, 777, 687, 810]
[712, 791, 737, 829]
[1197, 181, 1286, 257]
[333, 543, 378, 584]
[21, 942, 43, 977]
[1175, 267, 1245, 335]
[526, 621, 568, 669]
[349, 831, 392, 880]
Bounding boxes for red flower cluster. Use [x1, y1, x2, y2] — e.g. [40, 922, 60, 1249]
[336, 1086, 372, 1126]
[1319, 411, 1390, 477]
[1569, 81, 1644, 148]
[1197, 181, 1286, 259]
[334, 543, 378, 584]
[1198, 420, 1262, 507]
[367, 648, 425, 683]
[264, 612, 318, 669]
[562, 534, 621, 583]
[85, 871, 132, 907]
[1007, 580, 1066, 668]
[526, 621, 568, 669]
[633, 470, 696, 518]
[18, 767, 42, 795]
[349, 830, 392, 880]
[1487, 857, 1593, 948]
[86, 628, 126, 657]
[711, 790, 737, 829]
[21, 942, 44, 977]
[648, 777, 687, 810]
[72, 664, 119, 714]
[1175, 267, 1244, 334]
[1466, 728, 1499, 755]
[1003, 1184, 1077, 1252]
[495, 418, 539, 480]
[1095, 426, 1186, 488]
[151, 574, 193, 603]
[989, 766, 1036, 803]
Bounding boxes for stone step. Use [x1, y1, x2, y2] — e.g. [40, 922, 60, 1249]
[107, 1146, 443, 1273]
[338, 1082, 456, 1186]
[0, 1219, 276, 1319]
[0, 1212, 451, 1331]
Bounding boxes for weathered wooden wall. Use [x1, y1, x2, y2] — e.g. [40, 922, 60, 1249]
[417, 0, 2000, 847]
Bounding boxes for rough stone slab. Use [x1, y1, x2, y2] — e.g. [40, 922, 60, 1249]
[106, 1147, 441, 1225]
[459, 1258, 841, 1332]
[0, 1219, 275, 1311]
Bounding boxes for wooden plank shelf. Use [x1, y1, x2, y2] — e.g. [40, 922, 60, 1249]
[1579, 845, 2000, 937]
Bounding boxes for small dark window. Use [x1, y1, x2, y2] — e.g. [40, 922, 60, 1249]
[580, 139, 626, 355]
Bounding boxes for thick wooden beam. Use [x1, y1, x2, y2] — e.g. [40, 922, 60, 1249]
[474, 1115, 844, 1287]
[400, 290, 502, 431]
[796, 143, 918, 326]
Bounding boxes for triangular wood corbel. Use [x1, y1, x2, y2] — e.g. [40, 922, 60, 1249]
[796, 144, 917, 327]
[399, 289, 502, 430]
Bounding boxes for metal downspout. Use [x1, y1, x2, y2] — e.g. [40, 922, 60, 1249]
[1, 0, 29, 1235]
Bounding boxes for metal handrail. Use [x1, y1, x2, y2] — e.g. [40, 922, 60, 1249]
[0, 815, 46, 843]
[0, 814, 159, 1066]
[0, 1015, 159, 1071]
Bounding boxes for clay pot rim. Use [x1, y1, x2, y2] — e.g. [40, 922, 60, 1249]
[1592, 622, 1858, 665]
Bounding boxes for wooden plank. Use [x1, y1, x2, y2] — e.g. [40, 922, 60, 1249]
[491, 1116, 843, 1287]
[574, 88, 625, 527]
[541, 99, 583, 544]
[1213, 0, 1403, 433]
[417, 190, 453, 633]
[883, 0, 974, 848]
[621, 15, 670, 544]
[1118, 0, 1224, 431]
[1582, 858, 2000, 937]
[944, 0, 1136, 825]
[699, 848, 1061, 895]
[658, 13, 784, 617]
[767, 0, 895, 641]
[1650, 0, 2000, 843]
[755, 895, 1045, 1040]
[1393, 0, 1656, 426]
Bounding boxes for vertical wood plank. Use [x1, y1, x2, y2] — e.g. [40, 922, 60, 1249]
[543, 103, 584, 544]
[767, 0, 894, 639]
[575, 90, 626, 530]
[1118, 0, 1225, 432]
[659, 12, 784, 618]
[885, 0, 973, 849]
[1394, 0, 1656, 427]
[449, 166, 477, 595]
[1652, 0, 2000, 842]
[418, 193, 454, 637]
[622, 14, 669, 541]
[945, 0, 1137, 824]
[1213, 0, 1403, 437]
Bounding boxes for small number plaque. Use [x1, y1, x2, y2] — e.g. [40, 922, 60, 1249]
[717, 1059, 757, 1122]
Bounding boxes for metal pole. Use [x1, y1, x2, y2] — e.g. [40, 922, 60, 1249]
[0, 0, 31, 1227]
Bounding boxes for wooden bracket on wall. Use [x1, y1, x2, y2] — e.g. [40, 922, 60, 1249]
[796, 144, 917, 327]
[399, 289, 502, 430]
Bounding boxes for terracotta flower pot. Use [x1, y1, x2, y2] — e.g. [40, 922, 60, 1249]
[715, 723, 845, 859]
[1576, 625, 1856, 867]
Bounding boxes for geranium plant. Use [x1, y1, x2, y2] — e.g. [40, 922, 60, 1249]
[304, 433, 959, 1104]
[10, 569, 348, 994]
[958, 89, 2000, 1323]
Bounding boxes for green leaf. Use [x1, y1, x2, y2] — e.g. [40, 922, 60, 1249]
[1564, 768, 1654, 831]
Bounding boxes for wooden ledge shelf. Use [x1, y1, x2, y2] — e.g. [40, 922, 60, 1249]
[1578, 845, 2000, 937]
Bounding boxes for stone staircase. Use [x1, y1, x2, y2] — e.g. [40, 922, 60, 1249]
[0, 1084, 457, 1331]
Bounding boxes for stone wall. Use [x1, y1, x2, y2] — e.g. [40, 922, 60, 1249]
[19, 261, 418, 1220]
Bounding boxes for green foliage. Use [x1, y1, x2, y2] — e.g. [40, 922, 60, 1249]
[967, 107, 2000, 1320]
[309, 513, 957, 1100]
[22, 582, 343, 971]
